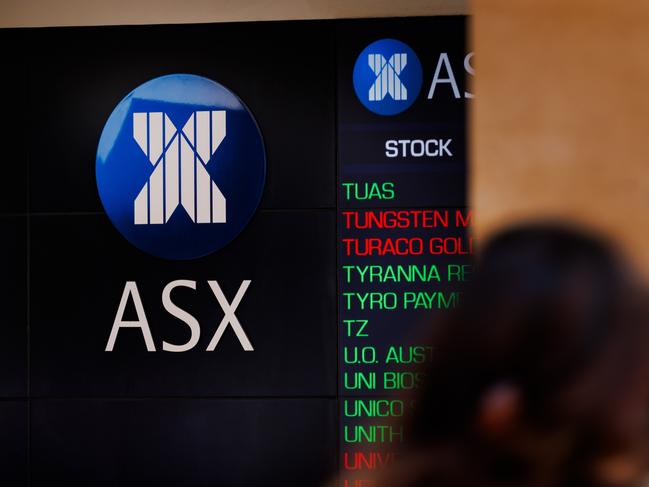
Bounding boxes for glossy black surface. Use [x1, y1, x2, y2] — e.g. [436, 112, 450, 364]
[0, 401, 28, 485]
[32, 398, 336, 486]
[0, 217, 27, 396]
[0, 30, 28, 214]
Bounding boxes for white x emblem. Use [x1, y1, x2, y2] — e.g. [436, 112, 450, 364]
[368, 53, 408, 102]
[132, 111, 227, 225]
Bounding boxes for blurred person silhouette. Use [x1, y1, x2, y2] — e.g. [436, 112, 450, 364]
[341, 223, 649, 487]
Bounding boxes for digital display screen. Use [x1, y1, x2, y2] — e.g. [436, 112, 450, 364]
[336, 18, 469, 483]
[0, 16, 470, 486]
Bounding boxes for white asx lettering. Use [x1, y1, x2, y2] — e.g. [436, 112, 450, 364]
[427, 52, 475, 100]
[105, 280, 253, 352]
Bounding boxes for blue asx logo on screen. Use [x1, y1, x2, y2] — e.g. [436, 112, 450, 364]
[353, 39, 423, 116]
[96, 74, 266, 260]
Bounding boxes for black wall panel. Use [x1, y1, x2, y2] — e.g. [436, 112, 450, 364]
[8, 19, 340, 485]
[0, 30, 28, 214]
[0, 217, 27, 397]
[0, 401, 28, 486]
[0, 15, 466, 485]
[32, 399, 336, 486]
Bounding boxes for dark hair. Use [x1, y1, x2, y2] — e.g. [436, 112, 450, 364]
[394, 223, 649, 487]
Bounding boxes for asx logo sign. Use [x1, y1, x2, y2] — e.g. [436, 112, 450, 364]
[367, 52, 410, 102]
[353, 38, 474, 116]
[132, 110, 227, 225]
[96, 74, 266, 260]
[354, 39, 423, 116]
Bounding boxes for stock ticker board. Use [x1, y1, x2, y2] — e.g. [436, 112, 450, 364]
[0, 16, 470, 486]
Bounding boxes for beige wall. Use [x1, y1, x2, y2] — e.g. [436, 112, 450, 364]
[0, 0, 467, 27]
[471, 0, 649, 275]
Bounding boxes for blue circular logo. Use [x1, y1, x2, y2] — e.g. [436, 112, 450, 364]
[353, 39, 423, 116]
[96, 74, 266, 260]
